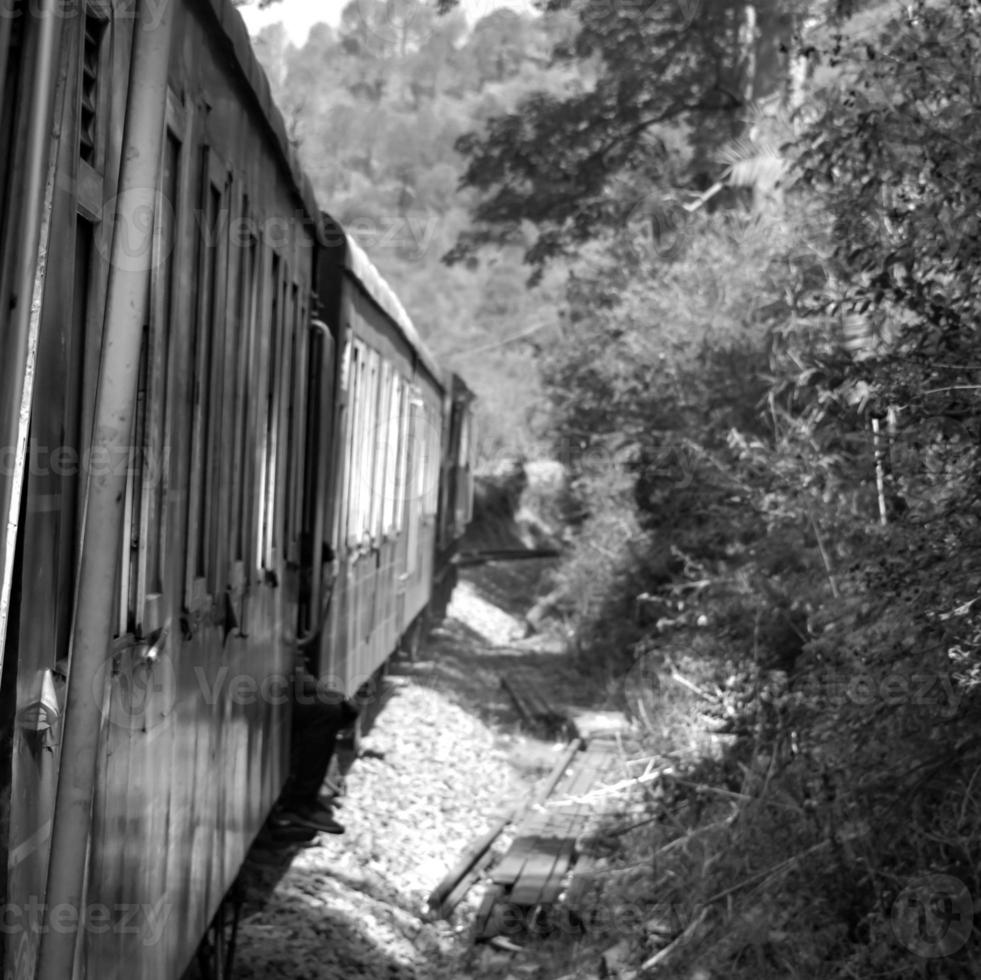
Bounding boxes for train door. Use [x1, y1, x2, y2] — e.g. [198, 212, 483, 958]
[2, 6, 116, 975]
[298, 320, 336, 660]
[0, 12, 31, 954]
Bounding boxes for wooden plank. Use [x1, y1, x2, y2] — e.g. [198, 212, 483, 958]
[487, 739, 582, 887]
[523, 683, 552, 718]
[482, 738, 585, 907]
[507, 751, 602, 904]
[509, 745, 623, 906]
[509, 831, 566, 905]
[490, 816, 548, 885]
[544, 749, 630, 905]
[502, 673, 572, 734]
[510, 762, 598, 904]
[501, 674, 536, 726]
[473, 883, 507, 941]
[563, 852, 600, 907]
[429, 808, 514, 912]
[438, 847, 495, 917]
[550, 745, 618, 803]
[471, 741, 632, 943]
[538, 817, 583, 905]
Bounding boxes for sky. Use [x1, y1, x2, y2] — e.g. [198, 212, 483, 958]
[238, 0, 534, 45]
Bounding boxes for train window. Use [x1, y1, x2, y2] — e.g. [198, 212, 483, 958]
[360, 349, 380, 542]
[348, 349, 365, 548]
[118, 322, 150, 636]
[424, 401, 440, 518]
[343, 342, 361, 549]
[294, 289, 309, 540]
[350, 343, 363, 548]
[144, 130, 180, 604]
[259, 251, 282, 571]
[350, 346, 371, 546]
[279, 277, 299, 559]
[184, 148, 228, 606]
[371, 360, 392, 539]
[416, 403, 431, 518]
[393, 380, 409, 534]
[115, 124, 181, 637]
[459, 411, 475, 525]
[382, 373, 402, 535]
[230, 216, 258, 573]
[405, 392, 423, 576]
[79, 7, 108, 169]
[0, 0, 26, 249]
[0, 0, 23, 139]
[285, 283, 304, 554]
[274, 268, 292, 558]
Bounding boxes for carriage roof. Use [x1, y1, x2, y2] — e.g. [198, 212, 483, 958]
[340, 231, 443, 385]
[214, 0, 442, 387]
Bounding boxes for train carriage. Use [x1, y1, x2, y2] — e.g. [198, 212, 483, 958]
[309, 218, 449, 697]
[0, 2, 476, 978]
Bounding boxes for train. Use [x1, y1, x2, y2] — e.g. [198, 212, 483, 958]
[0, 1, 475, 978]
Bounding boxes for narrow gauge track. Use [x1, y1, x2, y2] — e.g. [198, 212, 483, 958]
[231, 577, 623, 980]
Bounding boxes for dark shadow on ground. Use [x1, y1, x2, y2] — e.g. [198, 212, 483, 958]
[392, 620, 603, 738]
[231, 673, 407, 922]
[407, 565, 619, 747]
[461, 558, 559, 621]
[231, 888, 427, 980]
[179, 847, 428, 979]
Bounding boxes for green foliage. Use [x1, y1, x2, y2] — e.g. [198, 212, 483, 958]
[254, 1, 981, 965]
[799, 0, 981, 466]
[449, 0, 808, 274]
[531, 2, 981, 973]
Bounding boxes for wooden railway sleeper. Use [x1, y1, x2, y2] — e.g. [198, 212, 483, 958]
[500, 674, 569, 738]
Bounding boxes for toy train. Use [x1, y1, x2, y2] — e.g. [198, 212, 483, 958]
[0, 1, 475, 977]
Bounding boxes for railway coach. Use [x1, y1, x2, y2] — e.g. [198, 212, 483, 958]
[0, 1, 476, 978]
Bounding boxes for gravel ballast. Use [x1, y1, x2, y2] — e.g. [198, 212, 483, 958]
[233, 577, 595, 979]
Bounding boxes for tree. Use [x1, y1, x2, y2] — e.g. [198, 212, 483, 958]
[465, 9, 538, 87]
[446, 0, 807, 275]
[801, 0, 981, 380]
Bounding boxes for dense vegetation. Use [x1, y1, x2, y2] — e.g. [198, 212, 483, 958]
[449, 0, 981, 975]
[252, 0, 981, 973]
[250, 3, 579, 459]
